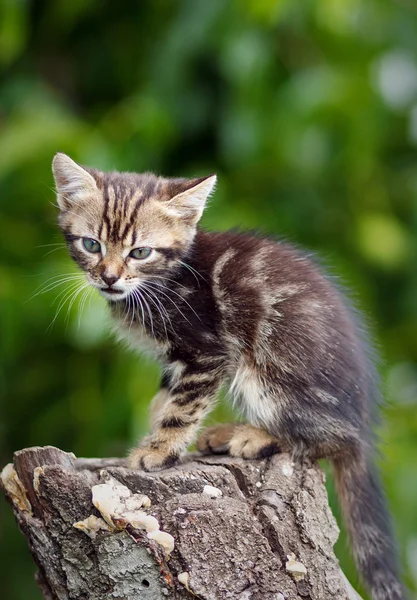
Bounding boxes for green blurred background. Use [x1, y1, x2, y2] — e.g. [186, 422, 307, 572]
[1, 0, 417, 598]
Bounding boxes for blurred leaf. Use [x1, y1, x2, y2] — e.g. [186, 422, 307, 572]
[356, 212, 411, 269]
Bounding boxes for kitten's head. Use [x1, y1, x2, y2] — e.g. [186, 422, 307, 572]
[52, 153, 216, 301]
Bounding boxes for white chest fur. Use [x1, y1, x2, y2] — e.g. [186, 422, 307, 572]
[229, 362, 278, 430]
[112, 318, 169, 360]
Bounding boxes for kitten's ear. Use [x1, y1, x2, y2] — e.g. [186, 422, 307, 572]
[52, 153, 98, 209]
[166, 174, 217, 225]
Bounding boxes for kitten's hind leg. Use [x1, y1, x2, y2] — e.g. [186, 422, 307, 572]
[197, 423, 280, 459]
[197, 423, 237, 455]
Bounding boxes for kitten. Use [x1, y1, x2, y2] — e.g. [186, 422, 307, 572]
[52, 152, 403, 600]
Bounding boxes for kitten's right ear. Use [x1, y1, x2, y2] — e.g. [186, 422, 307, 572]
[52, 153, 98, 209]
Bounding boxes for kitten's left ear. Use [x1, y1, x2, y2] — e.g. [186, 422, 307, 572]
[52, 152, 98, 209]
[166, 174, 217, 225]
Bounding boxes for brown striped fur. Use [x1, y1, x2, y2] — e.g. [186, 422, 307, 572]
[52, 153, 404, 600]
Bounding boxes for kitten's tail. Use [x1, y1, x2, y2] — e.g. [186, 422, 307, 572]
[333, 452, 404, 600]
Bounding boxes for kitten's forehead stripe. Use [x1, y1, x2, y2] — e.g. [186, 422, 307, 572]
[129, 177, 160, 228]
[107, 184, 116, 242]
[94, 173, 163, 245]
[119, 189, 137, 243]
[100, 183, 111, 240]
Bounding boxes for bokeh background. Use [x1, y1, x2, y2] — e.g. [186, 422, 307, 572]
[1, 0, 417, 598]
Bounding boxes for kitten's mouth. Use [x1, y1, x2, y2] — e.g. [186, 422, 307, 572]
[100, 287, 124, 295]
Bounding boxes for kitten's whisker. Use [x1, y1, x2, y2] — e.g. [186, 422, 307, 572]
[32, 272, 82, 285]
[83, 287, 95, 327]
[47, 281, 87, 332]
[35, 274, 84, 291]
[145, 281, 202, 323]
[28, 273, 84, 294]
[135, 290, 146, 329]
[64, 282, 90, 329]
[138, 289, 154, 337]
[78, 286, 93, 330]
[131, 289, 145, 329]
[57, 283, 86, 314]
[142, 282, 193, 326]
[143, 285, 189, 324]
[38, 278, 86, 304]
[77, 287, 88, 330]
[142, 285, 172, 327]
[42, 247, 67, 258]
[87, 288, 94, 311]
[50, 280, 85, 307]
[129, 291, 136, 331]
[27, 274, 85, 301]
[179, 260, 206, 284]
[140, 285, 171, 338]
[36, 243, 67, 249]
[126, 290, 137, 330]
[123, 293, 131, 326]
[128, 294, 136, 328]
[148, 275, 188, 290]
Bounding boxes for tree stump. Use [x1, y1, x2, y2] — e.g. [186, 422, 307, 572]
[1, 446, 362, 600]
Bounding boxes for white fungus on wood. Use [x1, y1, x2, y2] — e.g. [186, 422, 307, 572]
[178, 571, 192, 591]
[121, 511, 160, 532]
[33, 466, 45, 494]
[91, 477, 152, 528]
[285, 553, 307, 581]
[0, 463, 32, 514]
[73, 515, 112, 539]
[147, 530, 175, 555]
[73, 476, 176, 554]
[202, 484, 222, 498]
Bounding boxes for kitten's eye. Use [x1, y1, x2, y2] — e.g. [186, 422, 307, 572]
[82, 238, 101, 253]
[129, 247, 152, 260]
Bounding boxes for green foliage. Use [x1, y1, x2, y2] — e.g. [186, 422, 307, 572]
[1, 1, 417, 597]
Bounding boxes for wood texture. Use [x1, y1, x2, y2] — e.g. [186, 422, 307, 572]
[1, 446, 362, 599]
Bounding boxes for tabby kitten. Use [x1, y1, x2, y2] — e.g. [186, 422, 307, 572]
[52, 153, 403, 600]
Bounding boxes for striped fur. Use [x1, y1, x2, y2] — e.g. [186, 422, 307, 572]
[52, 153, 404, 600]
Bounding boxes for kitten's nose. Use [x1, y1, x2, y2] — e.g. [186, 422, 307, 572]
[102, 273, 119, 287]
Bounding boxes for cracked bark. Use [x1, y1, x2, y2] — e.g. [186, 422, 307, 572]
[1, 446, 363, 600]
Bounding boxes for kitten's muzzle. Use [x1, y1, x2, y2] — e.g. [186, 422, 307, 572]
[100, 272, 124, 294]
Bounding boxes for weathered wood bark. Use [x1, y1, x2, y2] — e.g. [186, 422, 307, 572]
[1, 446, 362, 600]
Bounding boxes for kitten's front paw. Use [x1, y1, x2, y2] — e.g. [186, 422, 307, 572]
[128, 446, 180, 472]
